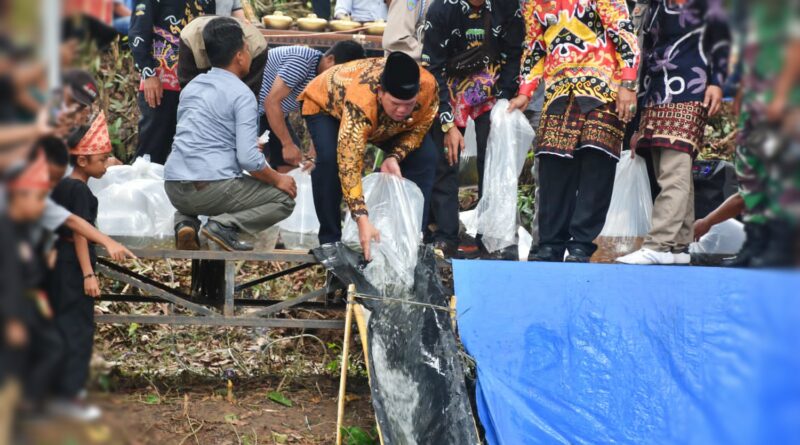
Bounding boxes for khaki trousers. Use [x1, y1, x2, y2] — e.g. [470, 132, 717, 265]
[165, 176, 295, 236]
[0, 379, 20, 445]
[643, 148, 695, 252]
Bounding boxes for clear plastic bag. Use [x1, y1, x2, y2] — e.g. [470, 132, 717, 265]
[461, 117, 477, 161]
[89, 156, 176, 238]
[518, 226, 532, 261]
[254, 225, 281, 252]
[460, 210, 478, 237]
[689, 218, 745, 255]
[459, 118, 479, 184]
[342, 173, 424, 294]
[597, 151, 653, 255]
[95, 184, 154, 236]
[87, 165, 136, 194]
[278, 168, 320, 250]
[475, 99, 535, 252]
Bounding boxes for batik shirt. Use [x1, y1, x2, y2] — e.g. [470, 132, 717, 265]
[299, 58, 438, 218]
[422, 0, 524, 128]
[130, 0, 214, 92]
[639, 0, 731, 107]
[519, 0, 640, 113]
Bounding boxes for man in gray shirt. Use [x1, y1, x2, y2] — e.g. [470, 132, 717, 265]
[164, 17, 297, 251]
[216, 0, 245, 18]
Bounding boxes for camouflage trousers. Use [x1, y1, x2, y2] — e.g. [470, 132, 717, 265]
[735, 122, 800, 225]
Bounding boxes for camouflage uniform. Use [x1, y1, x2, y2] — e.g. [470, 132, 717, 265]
[737, 2, 800, 226]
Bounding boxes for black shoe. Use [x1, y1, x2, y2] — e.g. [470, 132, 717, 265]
[202, 220, 254, 251]
[750, 220, 795, 268]
[480, 245, 518, 261]
[174, 220, 201, 250]
[565, 247, 592, 263]
[432, 240, 459, 259]
[528, 245, 565, 262]
[723, 222, 769, 268]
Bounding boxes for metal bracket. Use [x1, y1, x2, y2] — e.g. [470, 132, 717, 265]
[97, 260, 216, 316]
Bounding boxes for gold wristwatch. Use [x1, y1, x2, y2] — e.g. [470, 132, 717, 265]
[441, 122, 455, 133]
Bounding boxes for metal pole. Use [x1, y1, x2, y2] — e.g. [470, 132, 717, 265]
[43, 0, 62, 90]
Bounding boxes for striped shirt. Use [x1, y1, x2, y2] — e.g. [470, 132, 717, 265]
[257, 46, 323, 116]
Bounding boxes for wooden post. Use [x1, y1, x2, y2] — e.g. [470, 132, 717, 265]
[336, 285, 356, 445]
[223, 261, 236, 317]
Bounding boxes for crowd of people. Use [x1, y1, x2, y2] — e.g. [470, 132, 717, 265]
[1, 0, 799, 440]
[1, 43, 137, 438]
[58, 1, 800, 264]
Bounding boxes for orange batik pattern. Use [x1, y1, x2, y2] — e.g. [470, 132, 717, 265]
[299, 58, 439, 218]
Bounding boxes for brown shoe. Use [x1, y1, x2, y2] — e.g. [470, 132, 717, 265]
[175, 222, 201, 250]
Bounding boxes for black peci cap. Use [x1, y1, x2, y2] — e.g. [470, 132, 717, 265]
[63, 69, 99, 107]
[380, 52, 420, 100]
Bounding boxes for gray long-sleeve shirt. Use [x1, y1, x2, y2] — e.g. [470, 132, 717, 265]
[165, 68, 268, 181]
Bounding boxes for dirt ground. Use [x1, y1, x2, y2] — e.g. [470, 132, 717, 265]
[22, 375, 377, 445]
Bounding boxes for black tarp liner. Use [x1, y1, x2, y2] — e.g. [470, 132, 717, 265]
[313, 243, 479, 445]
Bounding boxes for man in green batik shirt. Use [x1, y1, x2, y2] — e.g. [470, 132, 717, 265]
[729, 0, 800, 267]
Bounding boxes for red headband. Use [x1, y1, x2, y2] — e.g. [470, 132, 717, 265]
[10, 150, 50, 191]
[70, 111, 112, 156]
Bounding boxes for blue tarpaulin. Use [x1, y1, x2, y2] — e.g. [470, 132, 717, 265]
[453, 261, 800, 445]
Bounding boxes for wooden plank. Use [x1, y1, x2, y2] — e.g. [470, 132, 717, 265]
[249, 288, 328, 317]
[98, 246, 316, 263]
[223, 261, 236, 317]
[96, 314, 345, 329]
[97, 263, 217, 316]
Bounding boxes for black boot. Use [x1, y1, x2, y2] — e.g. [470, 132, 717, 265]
[723, 222, 769, 268]
[750, 220, 795, 268]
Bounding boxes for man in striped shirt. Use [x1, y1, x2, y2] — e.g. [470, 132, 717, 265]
[258, 42, 366, 172]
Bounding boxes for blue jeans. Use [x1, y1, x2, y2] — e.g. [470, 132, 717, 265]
[304, 113, 437, 244]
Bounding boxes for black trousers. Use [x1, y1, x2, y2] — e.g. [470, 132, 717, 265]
[538, 149, 617, 255]
[311, 0, 331, 19]
[258, 114, 302, 169]
[304, 113, 437, 244]
[428, 112, 491, 244]
[3, 286, 63, 405]
[135, 90, 180, 165]
[48, 256, 95, 398]
[24, 310, 64, 404]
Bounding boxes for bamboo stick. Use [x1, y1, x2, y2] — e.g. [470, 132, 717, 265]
[335, 284, 356, 445]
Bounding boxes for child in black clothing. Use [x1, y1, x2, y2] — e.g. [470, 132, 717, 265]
[4, 150, 64, 420]
[40, 135, 69, 189]
[48, 111, 111, 421]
